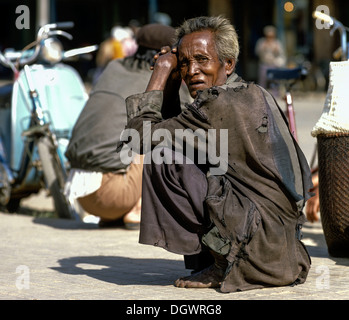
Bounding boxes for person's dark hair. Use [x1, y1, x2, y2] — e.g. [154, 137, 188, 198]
[174, 16, 239, 63]
[123, 46, 157, 69]
[123, 23, 176, 69]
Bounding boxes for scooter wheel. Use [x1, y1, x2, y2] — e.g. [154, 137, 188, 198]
[6, 198, 20, 213]
[37, 136, 75, 219]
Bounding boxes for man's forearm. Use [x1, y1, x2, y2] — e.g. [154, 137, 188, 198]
[146, 65, 182, 118]
[146, 64, 173, 92]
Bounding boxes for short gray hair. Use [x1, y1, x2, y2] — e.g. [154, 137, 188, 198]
[174, 16, 240, 63]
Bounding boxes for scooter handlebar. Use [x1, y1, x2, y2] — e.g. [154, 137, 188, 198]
[63, 45, 98, 59]
[48, 21, 74, 30]
[0, 21, 84, 69]
[38, 22, 74, 39]
[16, 22, 75, 67]
[313, 10, 348, 60]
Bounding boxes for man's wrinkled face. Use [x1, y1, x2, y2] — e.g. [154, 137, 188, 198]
[178, 30, 234, 98]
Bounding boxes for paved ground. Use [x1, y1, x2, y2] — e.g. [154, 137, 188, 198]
[1, 209, 349, 301]
[1, 92, 349, 302]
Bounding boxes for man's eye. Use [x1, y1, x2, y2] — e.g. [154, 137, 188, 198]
[197, 57, 208, 63]
[180, 61, 188, 68]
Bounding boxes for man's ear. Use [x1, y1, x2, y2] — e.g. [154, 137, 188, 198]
[225, 59, 235, 76]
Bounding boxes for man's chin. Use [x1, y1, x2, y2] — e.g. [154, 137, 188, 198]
[189, 88, 203, 99]
[190, 91, 198, 99]
[189, 85, 209, 98]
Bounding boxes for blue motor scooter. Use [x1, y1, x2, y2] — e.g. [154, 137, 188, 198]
[0, 22, 97, 218]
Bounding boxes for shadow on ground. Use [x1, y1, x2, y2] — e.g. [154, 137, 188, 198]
[32, 216, 99, 230]
[0, 204, 56, 218]
[302, 223, 349, 267]
[51, 255, 184, 286]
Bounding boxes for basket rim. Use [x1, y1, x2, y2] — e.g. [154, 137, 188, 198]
[317, 132, 349, 138]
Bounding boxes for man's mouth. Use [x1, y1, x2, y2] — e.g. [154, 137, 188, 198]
[189, 80, 205, 88]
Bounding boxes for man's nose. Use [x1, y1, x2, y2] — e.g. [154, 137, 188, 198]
[188, 61, 199, 76]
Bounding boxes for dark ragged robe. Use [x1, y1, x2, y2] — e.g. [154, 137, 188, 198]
[124, 74, 313, 292]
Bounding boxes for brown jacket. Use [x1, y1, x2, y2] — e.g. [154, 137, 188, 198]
[125, 74, 313, 292]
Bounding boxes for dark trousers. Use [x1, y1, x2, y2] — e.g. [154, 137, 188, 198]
[140, 148, 214, 270]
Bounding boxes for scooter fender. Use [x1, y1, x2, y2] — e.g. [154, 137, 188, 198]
[10, 63, 88, 182]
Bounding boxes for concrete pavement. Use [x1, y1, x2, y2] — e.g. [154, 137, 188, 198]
[1, 209, 348, 300]
[1, 92, 349, 301]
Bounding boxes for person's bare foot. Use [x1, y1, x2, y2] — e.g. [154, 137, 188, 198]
[123, 197, 141, 230]
[174, 264, 225, 288]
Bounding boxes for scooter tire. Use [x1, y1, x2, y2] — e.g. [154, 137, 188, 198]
[37, 136, 74, 219]
[0, 162, 11, 206]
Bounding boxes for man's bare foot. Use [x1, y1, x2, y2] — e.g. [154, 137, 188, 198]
[174, 264, 225, 288]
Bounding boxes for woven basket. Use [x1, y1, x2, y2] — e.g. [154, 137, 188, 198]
[317, 133, 349, 257]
